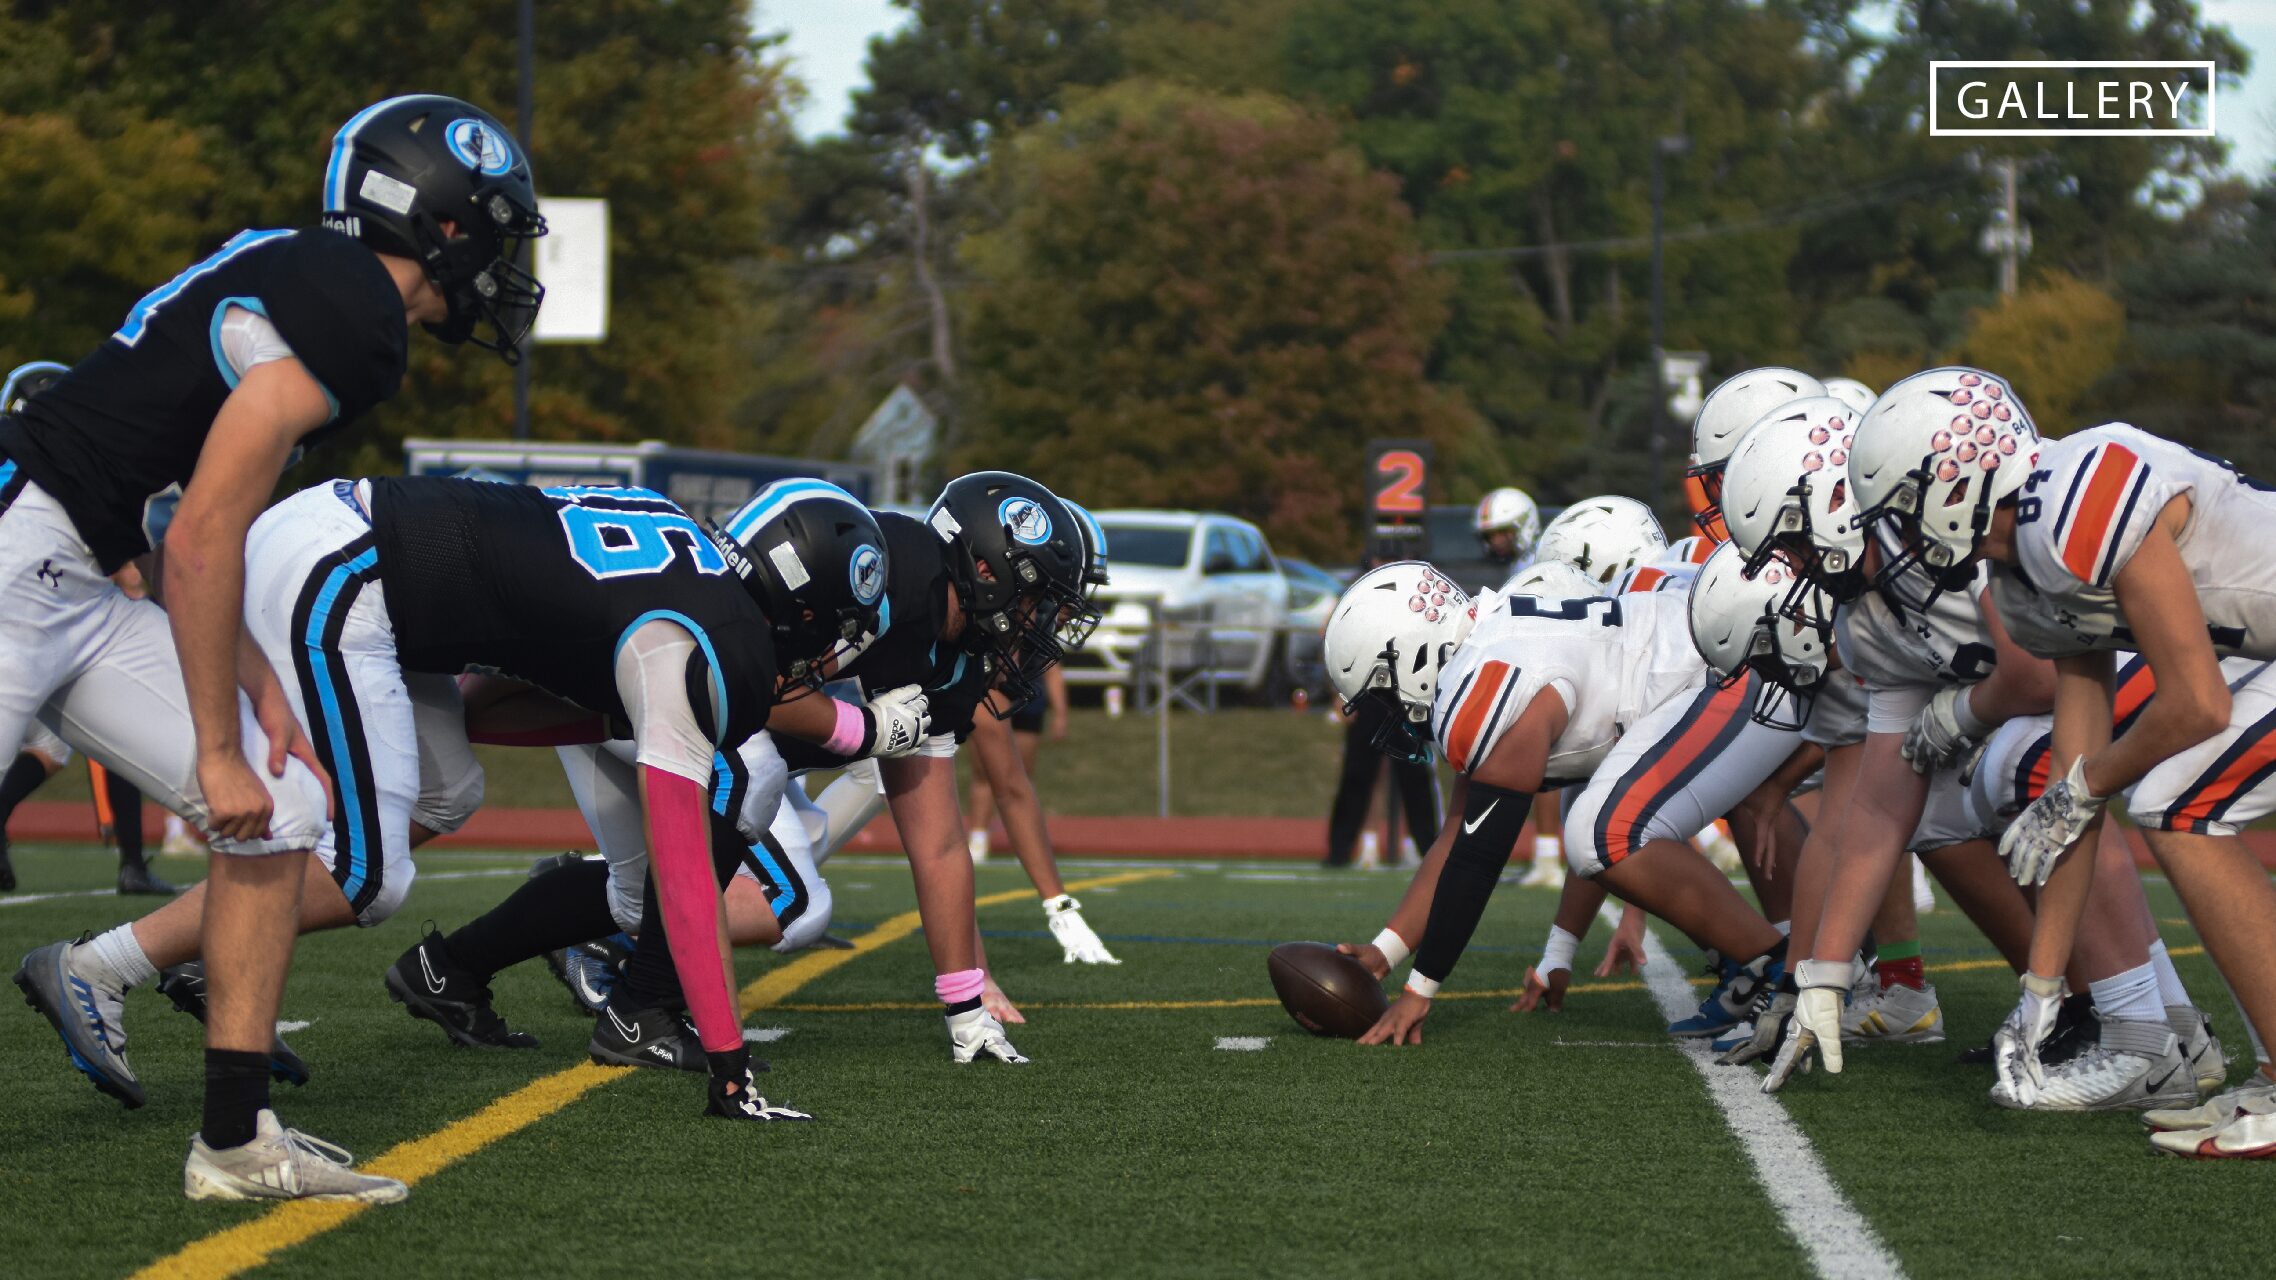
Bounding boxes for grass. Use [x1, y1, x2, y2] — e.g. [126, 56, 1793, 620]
[0, 843, 2265, 1278]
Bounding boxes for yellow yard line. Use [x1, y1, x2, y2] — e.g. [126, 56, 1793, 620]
[134, 868, 1171, 1279]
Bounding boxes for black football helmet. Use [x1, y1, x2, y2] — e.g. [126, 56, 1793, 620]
[712, 479, 890, 689]
[320, 94, 547, 361]
[928, 472, 1091, 708]
[1, 360, 68, 415]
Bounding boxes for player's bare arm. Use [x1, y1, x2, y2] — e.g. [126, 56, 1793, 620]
[165, 358, 333, 840]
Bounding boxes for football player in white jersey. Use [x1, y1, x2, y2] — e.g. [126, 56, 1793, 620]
[1847, 380, 2276, 1151]
[1474, 487, 1543, 582]
[1319, 561, 1794, 1045]
[1685, 367, 1826, 543]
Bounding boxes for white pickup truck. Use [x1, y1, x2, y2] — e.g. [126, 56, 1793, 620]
[1067, 510, 1293, 698]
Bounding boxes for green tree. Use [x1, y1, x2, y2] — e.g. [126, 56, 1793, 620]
[1953, 272, 2126, 435]
[0, 0, 792, 474]
[958, 81, 1484, 559]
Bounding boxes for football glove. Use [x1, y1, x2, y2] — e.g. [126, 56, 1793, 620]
[705, 1050, 813, 1121]
[1043, 895, 1120, 965]
[863, 685, 932, 758]
[1997, 757, 2103, 886]
[1716, 989, 1794, 1066]
[1901, 685, 1988, 775]
[1762, 960, 1849, 1092]
[947, 1006, 1029, 1064]
[1992, 973, 2065, 1105]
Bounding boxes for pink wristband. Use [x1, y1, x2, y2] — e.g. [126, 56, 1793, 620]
[822, 698, 867, 756]
[934, 968, 986, 1005]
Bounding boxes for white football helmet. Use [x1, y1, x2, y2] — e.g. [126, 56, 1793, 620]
[1688, 543, 1838, 730]
[1324, 561, 1476, 762]
[1848, 366, 2039, 612]
[1719, 396, 1867, 602]
[1822, 377, 1877, 416]
[1473, 487, 1542, 566]
[1535, 496, 1667, 586]
[1504, 559, 1602, 600]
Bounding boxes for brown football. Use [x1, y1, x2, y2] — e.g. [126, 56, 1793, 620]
[1267, 941, 1390, 1038]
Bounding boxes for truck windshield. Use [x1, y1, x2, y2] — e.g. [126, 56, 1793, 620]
[1099, 524, 1193, 569]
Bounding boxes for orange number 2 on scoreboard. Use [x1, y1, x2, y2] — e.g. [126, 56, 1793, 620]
[1376, 450, 1425, 514]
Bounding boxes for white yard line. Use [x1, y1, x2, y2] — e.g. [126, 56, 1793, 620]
[1213, 1036, 1271, 1051]
[744, 1028, 792, 1043]
[1638, 927, 1905, 1280]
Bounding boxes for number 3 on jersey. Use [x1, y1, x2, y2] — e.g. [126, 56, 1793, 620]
[547, 487, 727, 581]
[1508, 595, 1623, 627]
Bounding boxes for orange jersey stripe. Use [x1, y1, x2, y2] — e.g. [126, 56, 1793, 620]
[1599, 679, 1749, 865]
[2060, 444, 2140, 583]
[1624, 567, 1669, 594]
[1445, 659, 1512, 772]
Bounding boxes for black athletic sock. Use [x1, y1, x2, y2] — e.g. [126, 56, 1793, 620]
[0, 752, 48, 825]
[444, 859, 614, 979]
[106, 770, 145, 865]
[202, 1049, 272, 1149]
[618, 873, 686, 1011]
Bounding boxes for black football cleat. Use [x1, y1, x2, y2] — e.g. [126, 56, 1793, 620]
[384, 926, 538, 1049]
[153, 961, 310, 1086]
[116, 860, 181, 896]
[587, 998, 716, 1072]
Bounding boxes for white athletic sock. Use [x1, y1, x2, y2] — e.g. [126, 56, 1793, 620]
[2146, 939, 2191, 1007]
[1532, 835, 1560, 864]
[1539, 925, 1580, 977]
[79, 923, 157, 990]
[2088, 962, 2163, 1027]
[1773, 919, 1792, 937]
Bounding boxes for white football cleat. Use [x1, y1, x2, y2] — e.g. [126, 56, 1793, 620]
[1517, 857, 1564, 888]
[2142, 1078, 2276, 1134]
[1042, 895, 1120, 965]
[2149, 1104, 2276, 1159]
[184, 1110, 407, 1203]
[1840, 981, 1946, 1045]
[1995, 1018, 2197, 1112]
[2167, 1004, 2229, 1094]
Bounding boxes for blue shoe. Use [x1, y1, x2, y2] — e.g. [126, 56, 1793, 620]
[544, 933, 630, 1017]
[1668, 961, 1747, 1037]
[1710, 1019, 1756, 1055]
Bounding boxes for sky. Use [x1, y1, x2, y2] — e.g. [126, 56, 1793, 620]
[758, 0, 2276, 176]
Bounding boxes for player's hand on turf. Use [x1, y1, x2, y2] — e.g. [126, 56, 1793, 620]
[1717, 990, 1794, 1066]
[1510, 965, 1568, 1013]
[1997, 757, 2103, 886]
[983, 974, 1026, 1025]
[1993, 973, 2064, 1104]
[947, 1007, 1029, 1063]
[1043, 895, 1120, 964]
[1900, 685, 1985, 775]
[863, 685, 932, 759]
[1359, 990, 1430, 1045]
[196, 748, 275, 841]
[1596, 927, 1646, 978]
[1336, 942, 1391, 981]
[1762, 961, 1848, 1092]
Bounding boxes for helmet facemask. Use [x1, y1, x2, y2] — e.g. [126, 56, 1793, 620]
[1347, 636, 1439, 766]
[1857, 459, 1984, 617]
[419, 187, 548, 360]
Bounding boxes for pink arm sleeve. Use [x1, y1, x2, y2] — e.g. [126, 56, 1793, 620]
[640, 765, 741, 1052]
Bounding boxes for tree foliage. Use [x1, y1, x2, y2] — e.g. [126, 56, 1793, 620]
[0, 0, 790, 476]
[957, 81, 1484, 559]
[1954, 273, 2126, 436]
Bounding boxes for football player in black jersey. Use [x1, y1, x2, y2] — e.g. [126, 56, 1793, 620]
[6, 95, 543, 1203]
[410, 472, 1095, 1069]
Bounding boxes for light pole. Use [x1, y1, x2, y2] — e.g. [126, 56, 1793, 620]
[512, 0, 534, 440]
[1647, 134, 1690, 519]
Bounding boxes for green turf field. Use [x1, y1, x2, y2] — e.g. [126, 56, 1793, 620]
[0, 843, 2264, 1278]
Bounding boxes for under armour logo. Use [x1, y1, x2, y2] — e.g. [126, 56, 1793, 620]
[35, 559, 59, 589]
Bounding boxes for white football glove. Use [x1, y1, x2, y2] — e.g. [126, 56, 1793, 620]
[946, 1006, 1030, 1064]
[1901, 685, 1988, 775]
[1997, 756, 2103, 886]
[1762, 960, 1849, 1092]
[862, 685, 932, 759]
[1993, 973, 2066, 1105]
[1716, 989, 1794, 1066]
[1043, 894, 1121, 965]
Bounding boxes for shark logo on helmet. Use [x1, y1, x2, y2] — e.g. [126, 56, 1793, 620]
[998, 497, 1052, 546]
[445, 119, 516, 176]
[849, 543, 885, 606]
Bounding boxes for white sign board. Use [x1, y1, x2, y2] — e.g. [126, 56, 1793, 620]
[533, 197, 609, 343]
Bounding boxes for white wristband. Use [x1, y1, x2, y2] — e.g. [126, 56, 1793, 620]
[1953, 686, 1992, 738]
[1372, 928, 1411, 970]
[1538, 924, 1580, 977]
[1404, 972, 1441, 999]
